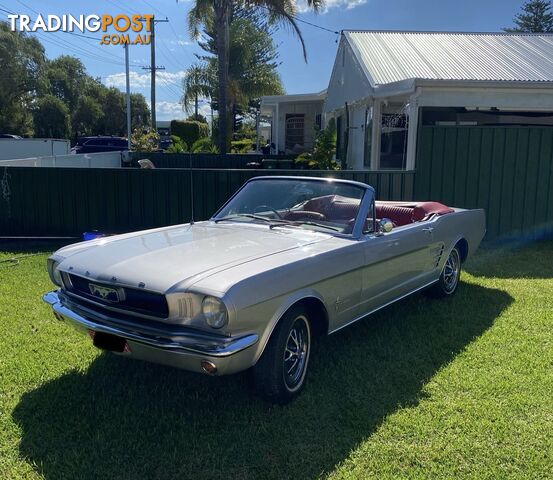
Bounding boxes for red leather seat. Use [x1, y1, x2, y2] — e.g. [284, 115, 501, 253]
[303, 195, 360, 222]
[412, 202, 454, 221]
[283, 210, 326, 221]
[375, 201, 454, 227]
[375, 204, 414, 226]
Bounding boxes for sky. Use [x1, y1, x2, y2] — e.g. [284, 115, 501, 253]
[1, 0, 529, 120]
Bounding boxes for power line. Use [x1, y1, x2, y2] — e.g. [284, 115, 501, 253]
[258, 4, 340, 35]
[139, 0, 165, 17]
[295, 17, 340, 35]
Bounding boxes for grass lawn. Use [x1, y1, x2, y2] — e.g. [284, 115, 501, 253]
[0, 240, 552, 479]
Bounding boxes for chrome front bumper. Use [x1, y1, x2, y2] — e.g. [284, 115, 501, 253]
[43, 291, 259, 375]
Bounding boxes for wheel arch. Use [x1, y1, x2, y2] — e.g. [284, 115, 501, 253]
[252, 291, 329, 365]
[455, 237, 469, 263]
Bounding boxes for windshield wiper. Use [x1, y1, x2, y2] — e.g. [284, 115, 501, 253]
[214, 214, 283, 224]
[271, 220, 342, 232]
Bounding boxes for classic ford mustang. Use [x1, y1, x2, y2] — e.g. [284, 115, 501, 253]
[44, 176, 486, 403]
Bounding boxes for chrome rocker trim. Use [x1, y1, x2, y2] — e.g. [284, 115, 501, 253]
[43, 291, 258, 358]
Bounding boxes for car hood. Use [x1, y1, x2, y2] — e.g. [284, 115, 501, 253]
[57, 222, 330, 293]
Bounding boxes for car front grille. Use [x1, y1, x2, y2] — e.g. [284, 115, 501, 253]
[63, 273, 169, 319]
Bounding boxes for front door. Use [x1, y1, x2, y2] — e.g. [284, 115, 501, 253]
[359, 224, 436, 315]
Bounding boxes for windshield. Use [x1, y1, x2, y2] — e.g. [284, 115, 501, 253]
[213, 178, 367, 234]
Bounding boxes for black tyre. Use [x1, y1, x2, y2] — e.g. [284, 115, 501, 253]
[253, 305, 312, 404]
[429, 246, 461, 297]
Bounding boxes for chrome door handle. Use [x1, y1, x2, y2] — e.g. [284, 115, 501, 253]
[422, 227, 434, 233]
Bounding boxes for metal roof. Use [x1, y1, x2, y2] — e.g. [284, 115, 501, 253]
[344, 31, 553, 86]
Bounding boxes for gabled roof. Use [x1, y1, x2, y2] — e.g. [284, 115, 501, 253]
[344, 31, 553, 86]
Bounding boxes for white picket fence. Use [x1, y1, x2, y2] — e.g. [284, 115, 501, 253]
[0, 151, 125, 168]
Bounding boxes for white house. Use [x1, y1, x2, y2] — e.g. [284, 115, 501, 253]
[260, 90, 326, 154]
[327, 30, 553, 170]
[268, 31, 553, 170]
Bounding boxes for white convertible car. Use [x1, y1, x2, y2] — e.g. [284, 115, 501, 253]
[44, 176, 486, 403]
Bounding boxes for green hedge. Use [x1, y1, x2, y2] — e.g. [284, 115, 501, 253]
[170, 120, 209, 147]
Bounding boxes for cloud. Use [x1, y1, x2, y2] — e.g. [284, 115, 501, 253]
[105, 70, 186, 89]
[156, 101, 212, 122]
[169, 39, 193, 46]
[157, 101, 186, 118]
[296, 0, 367, 13]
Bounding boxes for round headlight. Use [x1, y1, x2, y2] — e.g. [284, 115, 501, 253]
[202, 296, 228, 329]
[48, 260, 63, 287]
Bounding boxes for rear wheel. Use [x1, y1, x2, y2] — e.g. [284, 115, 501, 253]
[253, 305, 311, 404]
[429, 246, 461, 297]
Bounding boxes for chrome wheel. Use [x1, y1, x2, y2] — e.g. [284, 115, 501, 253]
[283, 315, 310, 391]
[443, 248, 460, 293]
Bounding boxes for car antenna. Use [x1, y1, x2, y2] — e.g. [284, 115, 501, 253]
[189, 151, 195, 225]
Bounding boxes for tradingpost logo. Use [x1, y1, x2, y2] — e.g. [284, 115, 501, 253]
[7, 14, 154, 45]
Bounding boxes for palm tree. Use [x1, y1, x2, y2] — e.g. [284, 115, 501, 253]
[187, 0, 324, 153]
[182, 9, 284, 129]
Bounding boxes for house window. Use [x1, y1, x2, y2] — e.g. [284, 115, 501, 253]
[285, 114, 305, 150]
[380, 113, 408, 169]
[315, 114, 322, 130]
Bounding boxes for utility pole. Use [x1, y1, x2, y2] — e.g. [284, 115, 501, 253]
[124, 43, 132, 150]
[141, 16, 168, 131]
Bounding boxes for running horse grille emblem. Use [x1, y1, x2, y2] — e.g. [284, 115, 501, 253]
[88, 283, 121, 303]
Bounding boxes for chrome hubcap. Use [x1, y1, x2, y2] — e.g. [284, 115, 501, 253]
[283, 316, 310, 390]
[443, 249, 460, 293]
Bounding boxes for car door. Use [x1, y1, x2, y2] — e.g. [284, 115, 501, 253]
[358, 210, 438, 315]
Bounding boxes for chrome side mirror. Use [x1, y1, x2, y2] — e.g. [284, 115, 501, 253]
[379, 218, 394, 234]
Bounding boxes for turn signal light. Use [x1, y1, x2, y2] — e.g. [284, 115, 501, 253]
[201, 360, 217, 375]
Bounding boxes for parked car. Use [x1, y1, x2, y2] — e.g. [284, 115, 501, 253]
[0, 134, 23, 139]
[72, 136, 128, 154]
[43, 176, 486, 403]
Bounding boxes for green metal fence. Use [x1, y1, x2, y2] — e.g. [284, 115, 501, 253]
[0, 168, 414, 237]
[129, 152, 296, 169]
[415, 126, 553, 239]
[1, 126, 552, 240]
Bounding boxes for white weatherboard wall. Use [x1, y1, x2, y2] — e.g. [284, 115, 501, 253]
[0, 151, 123, 168]
[0, 139, 70, 160]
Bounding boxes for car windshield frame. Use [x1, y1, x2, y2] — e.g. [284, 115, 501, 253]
[211, 176, 375, 238]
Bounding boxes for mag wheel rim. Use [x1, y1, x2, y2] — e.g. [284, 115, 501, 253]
[443, 249, 460, 293]
[283, 315, 310, 391]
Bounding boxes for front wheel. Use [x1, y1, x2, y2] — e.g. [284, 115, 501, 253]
[429, 246, 461, 297]
[253, 305, 311, 404]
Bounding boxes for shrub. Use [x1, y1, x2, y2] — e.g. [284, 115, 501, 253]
[231, 139, 254, 153]
[191, 137, 218, 153]
[165, 135, 188, 153]
[170, 120, 209, 147]
[295, 119, 340, 170]
[131, 127, 159, 152]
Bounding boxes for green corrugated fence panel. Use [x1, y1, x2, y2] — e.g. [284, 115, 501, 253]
[2, 126, 552, 241]
[416, 126, 553, 240]
[0, 167, 414, 237]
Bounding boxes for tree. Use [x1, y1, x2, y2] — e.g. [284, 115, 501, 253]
[505, 0, 553, 32]
[183, 7, 284, 144]
[130, 93, 151, 130]
[186, 0, 323, 153]
[33, 95, 71, 139]
[0, 22, 46, 135]
[44, 56, 88, 111]
[0, 22, 150, 139]
[72, 96, 103, 136]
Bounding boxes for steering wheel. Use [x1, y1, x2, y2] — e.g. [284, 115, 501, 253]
[253, 205, 283, 219]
